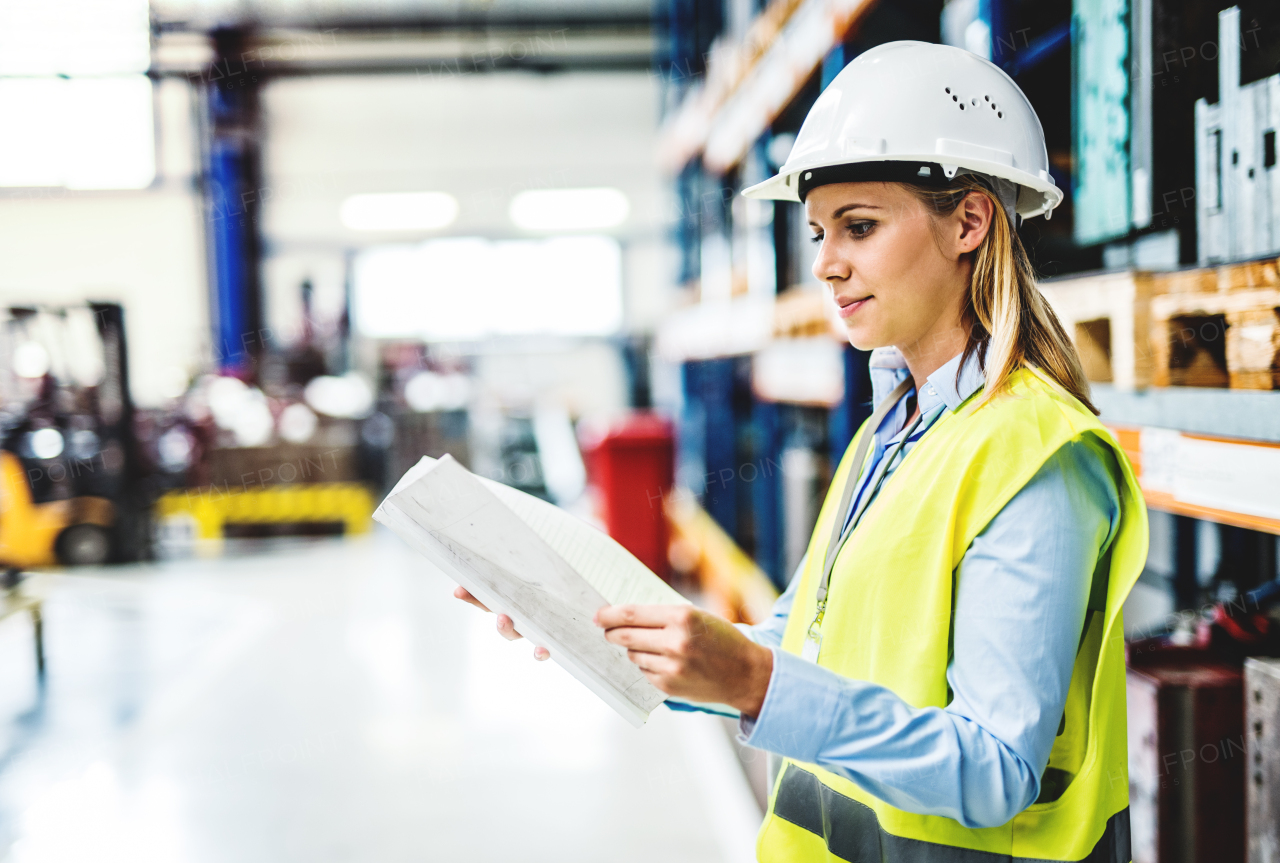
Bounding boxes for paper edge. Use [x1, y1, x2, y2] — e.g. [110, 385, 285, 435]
[375, 472, 654, 728]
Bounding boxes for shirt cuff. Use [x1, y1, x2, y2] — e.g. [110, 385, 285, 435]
[737, 648, 840, 763]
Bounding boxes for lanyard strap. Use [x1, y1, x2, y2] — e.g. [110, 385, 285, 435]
[816, 377, 915, 606]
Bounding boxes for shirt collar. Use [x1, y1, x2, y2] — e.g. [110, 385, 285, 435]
[868, 345, 986, 414]
[924, 348, 986, 412]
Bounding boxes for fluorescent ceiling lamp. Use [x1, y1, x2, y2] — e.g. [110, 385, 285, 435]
[340, 192, 459, 231]
[509, 187, 629, 231]
[353, 235, 623, 341]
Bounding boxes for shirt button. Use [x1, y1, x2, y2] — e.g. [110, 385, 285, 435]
[925, 385, 936, 396]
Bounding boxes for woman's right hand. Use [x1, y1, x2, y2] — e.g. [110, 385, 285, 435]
[452, 586, 551, 660]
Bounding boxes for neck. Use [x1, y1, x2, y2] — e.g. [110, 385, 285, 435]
[897, 319, 970, 394]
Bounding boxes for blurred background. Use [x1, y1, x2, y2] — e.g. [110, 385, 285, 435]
[0, 0, 1278, 860]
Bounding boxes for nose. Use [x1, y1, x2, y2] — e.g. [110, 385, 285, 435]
[811, 236, 850, 285]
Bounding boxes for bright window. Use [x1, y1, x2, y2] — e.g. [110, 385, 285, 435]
[0, 0, 155, 190]
[353, 236, 624, 341]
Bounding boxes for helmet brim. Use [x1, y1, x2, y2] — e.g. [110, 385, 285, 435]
[744, 156, 1063, 219]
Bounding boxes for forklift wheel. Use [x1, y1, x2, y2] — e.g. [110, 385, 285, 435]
[55, 524, 112, 567]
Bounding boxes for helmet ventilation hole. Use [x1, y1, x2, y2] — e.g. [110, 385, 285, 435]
[984, 95, 990, 101]
[952, 95, 958, 102]
[945, 87, 951, 94]
[997, 111, 1003, 118]
[959, 103, 965, 110]
[971, 98, 978, 106]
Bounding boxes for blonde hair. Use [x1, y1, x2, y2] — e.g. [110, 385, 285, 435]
[907, 175, 1097, 415]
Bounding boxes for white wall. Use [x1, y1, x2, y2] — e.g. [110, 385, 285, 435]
[0, 78, 207, 407]
[0, 69, 678, 408]
[258, 70, 677, 343]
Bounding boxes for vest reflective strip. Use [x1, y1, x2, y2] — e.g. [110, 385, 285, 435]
[774, 766, 1131, 863]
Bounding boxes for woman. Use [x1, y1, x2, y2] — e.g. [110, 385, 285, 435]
[458, 41, 1147, 861]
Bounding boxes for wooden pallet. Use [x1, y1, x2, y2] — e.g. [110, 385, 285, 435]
[772, 288, 844, 340]
[1038, 269, 1159, 390]
[1149, 257, 1280, 389]
[1042, 256, 1280, 391]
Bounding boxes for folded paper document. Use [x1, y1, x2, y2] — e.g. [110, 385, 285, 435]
[375, 454, 715, 727]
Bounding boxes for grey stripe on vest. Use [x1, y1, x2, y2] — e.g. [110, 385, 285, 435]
[773, 765, 1131, 863]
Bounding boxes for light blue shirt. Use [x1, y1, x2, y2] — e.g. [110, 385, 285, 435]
[737, 348, 1120, 829]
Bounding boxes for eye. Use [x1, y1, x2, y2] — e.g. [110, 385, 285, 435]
[849, 221, 875, 238]
[809, 232, 824, 245]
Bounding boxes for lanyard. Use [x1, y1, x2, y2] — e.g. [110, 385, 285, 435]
[804, 377, 919, 661]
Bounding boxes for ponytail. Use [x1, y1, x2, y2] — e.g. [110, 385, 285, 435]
[908, 176, 1098, 415]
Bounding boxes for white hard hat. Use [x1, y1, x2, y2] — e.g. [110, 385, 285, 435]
[743, 41, 1062, 220]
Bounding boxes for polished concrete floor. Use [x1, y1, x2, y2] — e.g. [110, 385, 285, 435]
[0, 532, 761, 863]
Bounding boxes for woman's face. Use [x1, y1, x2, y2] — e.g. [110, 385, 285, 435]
[805, 181, 979, 355]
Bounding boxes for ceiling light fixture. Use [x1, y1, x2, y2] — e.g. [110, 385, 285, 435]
[340, 192, 459, 231]
[508, 187, 629, 231]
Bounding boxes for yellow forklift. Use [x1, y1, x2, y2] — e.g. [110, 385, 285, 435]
[0, 450, 115, 567]
[0, 303, 149, 567]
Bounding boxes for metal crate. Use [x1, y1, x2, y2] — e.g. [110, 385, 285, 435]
[1127, 660, 1246, 863]
[1246, 658, 1280, 863]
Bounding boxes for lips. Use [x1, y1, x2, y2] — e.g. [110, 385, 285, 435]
[836, 295, 871, 319]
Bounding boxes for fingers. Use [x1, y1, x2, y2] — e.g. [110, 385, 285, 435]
[495, 613, 524, 641]
[497, 614, 553, 660]
[451, 585, 549, 661]
[603, 623, 678, 655]
[594, 603, 688, 630]
[453, 586, 491, 613]
[627, 650, 679, 677]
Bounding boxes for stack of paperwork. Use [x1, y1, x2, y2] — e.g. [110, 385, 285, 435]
[375, 455, 698, 727]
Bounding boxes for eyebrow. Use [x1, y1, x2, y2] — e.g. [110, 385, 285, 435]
[808, 202, 882, 227]
[833, 203, 881, 217]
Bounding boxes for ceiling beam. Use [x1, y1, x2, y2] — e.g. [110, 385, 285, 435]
[153, 25, 655, 78]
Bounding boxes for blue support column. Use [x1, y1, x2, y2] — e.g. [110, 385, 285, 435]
[699, 357, 738, 537]
[751, 397, 786, 589]
[677, 361, 707, 492]
[677, 357, 740, 539]
[201, 28, 265, 377]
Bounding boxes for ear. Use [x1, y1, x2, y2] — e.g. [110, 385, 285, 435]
[952, 191, 995, 255]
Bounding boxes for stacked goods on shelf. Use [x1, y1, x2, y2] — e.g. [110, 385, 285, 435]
[1043, 258, 1280, 537]
[1149, 257, 1280, 390]
[771, 289, 843, 340]
[1039, 270, 1159, 390]
[1041, 255, 1280, 391]
[665, 492, 778, 625]
[659, 0, 880, 173]
[1193, 7, 1280, 268]
[207, 444, 359, 489]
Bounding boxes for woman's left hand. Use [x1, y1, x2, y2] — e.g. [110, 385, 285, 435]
[594, 604, 773, 718]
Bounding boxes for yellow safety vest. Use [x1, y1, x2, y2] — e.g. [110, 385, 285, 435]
[757, 367, 1147, 862]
